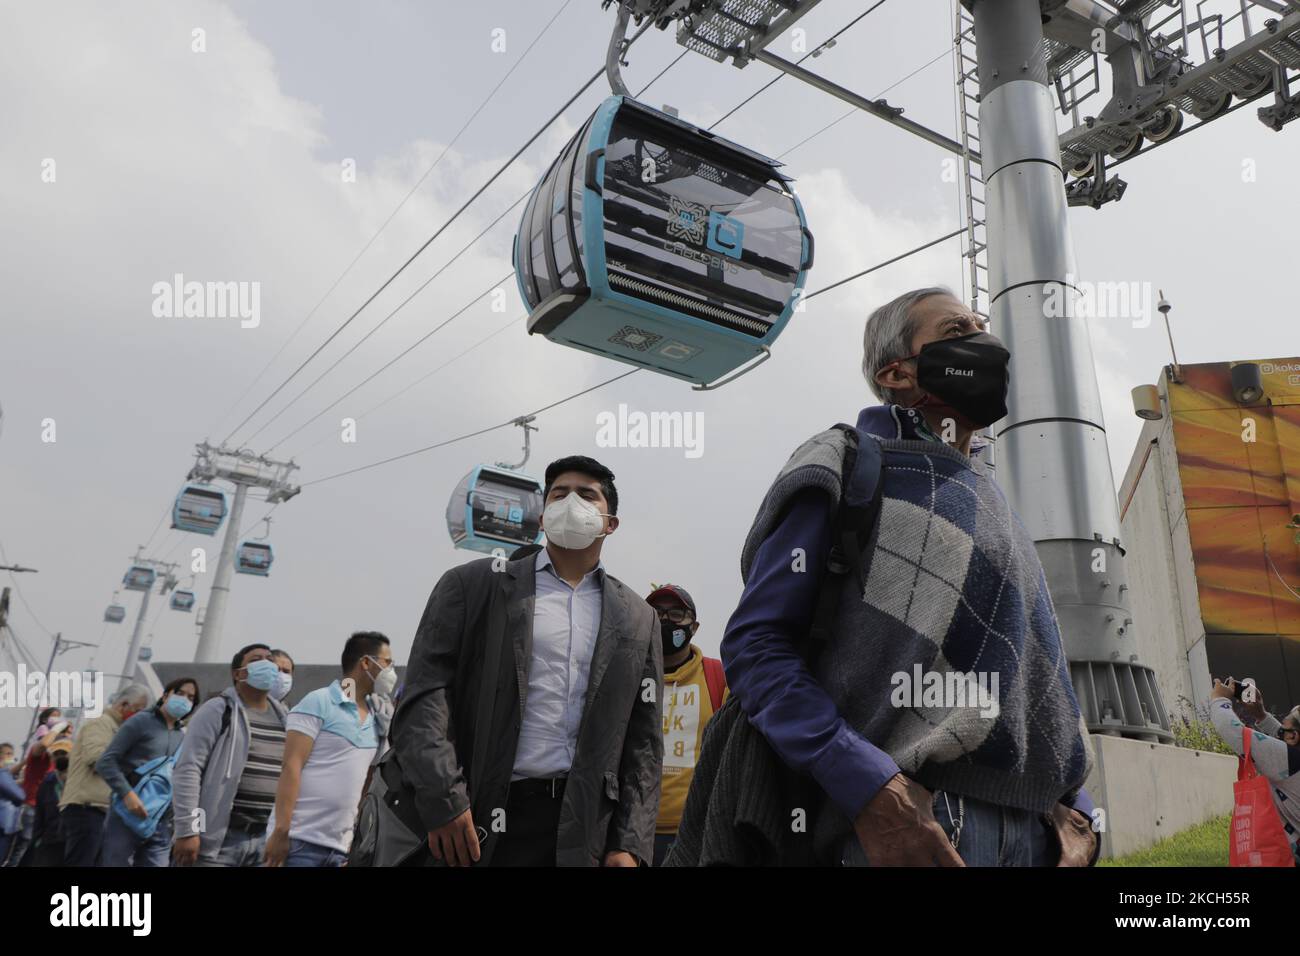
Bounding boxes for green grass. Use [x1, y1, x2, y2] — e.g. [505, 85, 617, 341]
[1099, 814, 1231, 867]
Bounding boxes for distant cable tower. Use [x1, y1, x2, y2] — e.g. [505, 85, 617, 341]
[186, 443, 300, 663]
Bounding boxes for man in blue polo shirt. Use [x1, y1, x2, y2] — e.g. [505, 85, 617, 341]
[264, 632, 395, 867]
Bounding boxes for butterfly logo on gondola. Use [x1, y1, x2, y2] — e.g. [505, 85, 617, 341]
[667, 196, 707, 245]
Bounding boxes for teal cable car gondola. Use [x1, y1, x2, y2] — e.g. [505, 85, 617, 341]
[236, 542, 273, 576]
[170, 589, 196, 611]
[514, 94, 813, 388]
[123, 565, 156, 592]
[172, 484, 228, 535]
[103, 604, 126, 623]
[446, 465, 544, 555]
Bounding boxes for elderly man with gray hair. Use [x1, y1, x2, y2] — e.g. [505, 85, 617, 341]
[58, 684, 151, 866]
[675, 287, 1099, 867]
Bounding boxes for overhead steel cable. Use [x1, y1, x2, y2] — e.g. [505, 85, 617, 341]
[302, 368, 641, 487]
[223, 20, 656, 448]
[707, 0, 891, 131]
[294, 310, 522, 457]
[775, 45, 955, 159]
[266, 272, 515, 454]
[245, 189, 529, 447]
[301, 224, 963, 487]
[206, 0, 580, 441]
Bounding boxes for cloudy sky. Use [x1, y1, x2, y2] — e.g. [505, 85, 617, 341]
[1, 0, 1295, 744]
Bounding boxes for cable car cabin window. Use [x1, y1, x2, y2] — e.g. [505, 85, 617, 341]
[551, 125, 587, 290]
[601, 113, 803, 335]
[530, 155, 565, 304]
[469, 474, 542, 545]
[518, 178, 543, 308]
[569, 129, 585, 265]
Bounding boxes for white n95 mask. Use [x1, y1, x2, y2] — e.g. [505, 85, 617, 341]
[542, 492, 610, 550]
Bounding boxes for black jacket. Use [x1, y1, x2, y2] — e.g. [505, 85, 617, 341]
[390, 552, 663, 865]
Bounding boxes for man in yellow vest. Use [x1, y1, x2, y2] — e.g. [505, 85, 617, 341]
[646, 584, 727, 866]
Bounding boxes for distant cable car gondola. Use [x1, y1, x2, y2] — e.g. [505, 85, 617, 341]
[139, 646, 153, 662]
[104, 604, 126, 623]
[514, 94, 813, 389]
[123, 565, 156, 592]
[170, 589, 196, 612]
[172, 484, 228, 535]
[236, 542, 273, 576]
[446, 464, 544, 555]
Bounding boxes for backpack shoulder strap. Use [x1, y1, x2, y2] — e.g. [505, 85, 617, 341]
[807, 424, 884, 652]
[218, 696, 233, 739]
[702, 657, 726, 712]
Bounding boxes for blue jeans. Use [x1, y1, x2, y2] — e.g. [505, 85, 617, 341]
[197, 825, 267, 867]
[841, 787, 1058, 867]
[284, 837, 348, 868]
[2, 805, 34, 867]
[100, 806, 173, 867]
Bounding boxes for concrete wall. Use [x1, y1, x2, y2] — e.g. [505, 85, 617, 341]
[1085, 733, 1236, 859]
[1118, 375, 1212, 723]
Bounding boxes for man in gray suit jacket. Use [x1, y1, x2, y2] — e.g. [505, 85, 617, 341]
[390, 455, 663, 866]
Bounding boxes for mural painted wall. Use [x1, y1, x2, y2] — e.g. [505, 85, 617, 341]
[1168, 359, 1300, 701]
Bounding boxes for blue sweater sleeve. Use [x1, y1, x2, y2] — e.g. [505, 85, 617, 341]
[96, 712, 145, 797]
[721, 489, 901, 820]
[0, 770, 23, 806]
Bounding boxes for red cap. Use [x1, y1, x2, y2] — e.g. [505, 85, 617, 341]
[646, 584, 696, 617]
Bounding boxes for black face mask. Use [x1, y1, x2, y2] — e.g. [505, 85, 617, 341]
[660, 621, 692, 658]
[908, 331, 1010, 429]
[55, 757, 70, 773]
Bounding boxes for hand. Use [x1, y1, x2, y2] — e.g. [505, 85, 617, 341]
[1051, 804, 1097, 867]
[123, 790, 148, 819]
[1210, 678, 1235, 702]
[172, 834, 200, 866]
[852, 774, 963, 866]
[264, 827, 290, 867]
[603, 850, 637, 867]
[1238, 682, 1266, 721]
[427, 809, 480, 867]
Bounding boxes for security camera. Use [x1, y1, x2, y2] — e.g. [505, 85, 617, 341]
[1230, 362, 1264, 405]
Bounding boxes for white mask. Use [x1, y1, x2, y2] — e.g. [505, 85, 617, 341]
[271, 671, 293, 701]
[368, 657, 397, 698]
[542, 492, 610, 551]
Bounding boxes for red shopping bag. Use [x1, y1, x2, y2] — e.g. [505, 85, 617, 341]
[1230, 727, 1296, 867]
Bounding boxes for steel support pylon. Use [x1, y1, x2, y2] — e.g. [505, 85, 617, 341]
[970, 0, 1170, 742]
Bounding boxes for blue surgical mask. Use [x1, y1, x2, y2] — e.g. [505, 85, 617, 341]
[243, 659, 279, 691]
[164, 694, 193, 720]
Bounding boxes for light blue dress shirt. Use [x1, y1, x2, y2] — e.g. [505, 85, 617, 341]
[512, 548, 605, 780]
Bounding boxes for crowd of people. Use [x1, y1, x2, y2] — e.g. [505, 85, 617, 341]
[1, 287, 1125, 867]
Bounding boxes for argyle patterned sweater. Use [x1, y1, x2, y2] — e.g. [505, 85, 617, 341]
[739, 424, 1093, 814]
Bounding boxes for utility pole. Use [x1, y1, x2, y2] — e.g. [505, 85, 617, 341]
[970, 0, 1167, 740]
[188, 442, 300, 663]
[23, 632, 95, 743]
